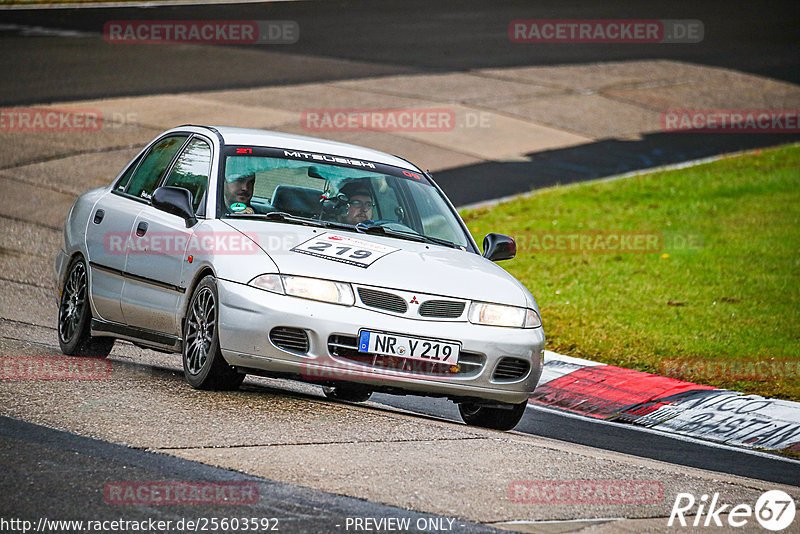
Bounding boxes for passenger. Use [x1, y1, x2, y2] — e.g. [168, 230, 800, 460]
[224, 172, 256, 214]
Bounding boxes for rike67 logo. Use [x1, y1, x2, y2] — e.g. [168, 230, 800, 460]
[669, 490, 796, 531]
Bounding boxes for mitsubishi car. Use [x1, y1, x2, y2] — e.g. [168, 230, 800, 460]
[55, 125, 545, 430]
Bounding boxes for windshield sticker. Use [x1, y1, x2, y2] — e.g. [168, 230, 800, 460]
[283, 150, 376, 169]
[230, 202, 247, 212]
[291, 232, 398, 268]
[224, 146, 432, 184]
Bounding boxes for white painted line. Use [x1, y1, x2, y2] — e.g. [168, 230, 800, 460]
[527, 403, 800, 465]
[536, 355, 604, 386]
[544, 350, 603, 367]
[0, 23, 92, 37]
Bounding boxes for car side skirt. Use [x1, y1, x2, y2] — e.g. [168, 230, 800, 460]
[90, 318, 182, 352]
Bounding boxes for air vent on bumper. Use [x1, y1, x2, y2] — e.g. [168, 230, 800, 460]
[357, 288, 408, 313]
[269, 327, 309, 354]
[492, 357, 530, 381]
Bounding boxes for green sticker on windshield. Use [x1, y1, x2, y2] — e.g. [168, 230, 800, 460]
[230, 202, 246, 212]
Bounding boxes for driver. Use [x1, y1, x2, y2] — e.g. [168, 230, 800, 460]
[224, 172, 256, 214]
[338, 181, 375, 225]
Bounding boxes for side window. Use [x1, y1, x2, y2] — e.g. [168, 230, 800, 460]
[406, 181, 462, 244]
[114, 152, 144, 193]
[124, 135, 188, 201]
[163, 137, 212, 214]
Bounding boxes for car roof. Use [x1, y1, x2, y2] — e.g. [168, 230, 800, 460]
[191, 125, 420, 170]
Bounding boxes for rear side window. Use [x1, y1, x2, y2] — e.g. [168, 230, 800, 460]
[124, 135, 188, 201]
[163, 137, 212, 214]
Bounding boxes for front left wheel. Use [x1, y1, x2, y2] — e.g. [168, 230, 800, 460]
[58, 257, 115, 357]
[182, 275, 245, 390]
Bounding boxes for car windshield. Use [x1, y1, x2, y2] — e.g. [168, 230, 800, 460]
[218, 147, 472, 249]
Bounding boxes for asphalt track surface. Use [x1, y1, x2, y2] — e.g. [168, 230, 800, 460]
[3, 372, 799, 526]
[369, 394, 800, 487]
[0, 415, 498, 533]
[1, 0, 799, 104]
[1, 0, 800, 529]
[2, 1, 799, 203]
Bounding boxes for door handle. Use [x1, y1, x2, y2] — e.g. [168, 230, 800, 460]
[136, 221, 149, 237]
[93, 209, 105, 224]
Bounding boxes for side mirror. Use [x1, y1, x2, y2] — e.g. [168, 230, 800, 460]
[152, 186, 197, 228]
[482, 233, 516, 261]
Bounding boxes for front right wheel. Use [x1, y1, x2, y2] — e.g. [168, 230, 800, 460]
[458, 401, 528, 431]
[182, 275, 244, 390]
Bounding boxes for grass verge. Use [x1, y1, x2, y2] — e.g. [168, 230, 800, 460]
[461, 144, 800, 401]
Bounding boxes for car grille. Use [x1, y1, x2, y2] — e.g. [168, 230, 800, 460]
[492, 357, 530, 381]
[418, 299, 466, 318]
[357, 288, 408, 313]
[328, 334, 483, 377]
[269, 327, 309, 354]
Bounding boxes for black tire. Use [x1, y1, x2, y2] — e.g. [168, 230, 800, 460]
[57, 257, 115, 358]
[322, 385, 373, 403]
[182, 275, 245, 390]
[458, 401, 527, 431]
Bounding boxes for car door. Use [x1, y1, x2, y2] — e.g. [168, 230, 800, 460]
[84, 153, 146, 324]
[121, 136, 213, 336]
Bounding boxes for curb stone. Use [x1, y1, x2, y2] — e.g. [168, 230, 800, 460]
[531, 351, 800, 452]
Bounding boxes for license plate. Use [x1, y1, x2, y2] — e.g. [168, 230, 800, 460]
[358, 330, 460, 364]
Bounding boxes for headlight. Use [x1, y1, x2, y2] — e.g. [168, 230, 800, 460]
[468, 302, 541, 328]
[282, 275, 355, 306]
[249, 274, 284, 294]
[524, 308, 542, 328]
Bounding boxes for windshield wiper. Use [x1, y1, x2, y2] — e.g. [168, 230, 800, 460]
[357, 224, 425, 242]
[226, 211, 325, 227]
[420, 234, 463, 249]
[358, 223, 463, 249]
[320, 220, 360, 231]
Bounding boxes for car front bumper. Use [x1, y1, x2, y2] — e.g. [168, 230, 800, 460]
[217, 279, 544, 404]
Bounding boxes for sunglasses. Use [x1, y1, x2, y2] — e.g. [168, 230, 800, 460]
[348, 200, 374, 209]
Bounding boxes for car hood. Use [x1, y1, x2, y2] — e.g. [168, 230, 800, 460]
[222, 220, 531, 307]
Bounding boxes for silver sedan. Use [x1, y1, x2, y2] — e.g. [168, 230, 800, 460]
[56, 126, 544, 430]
